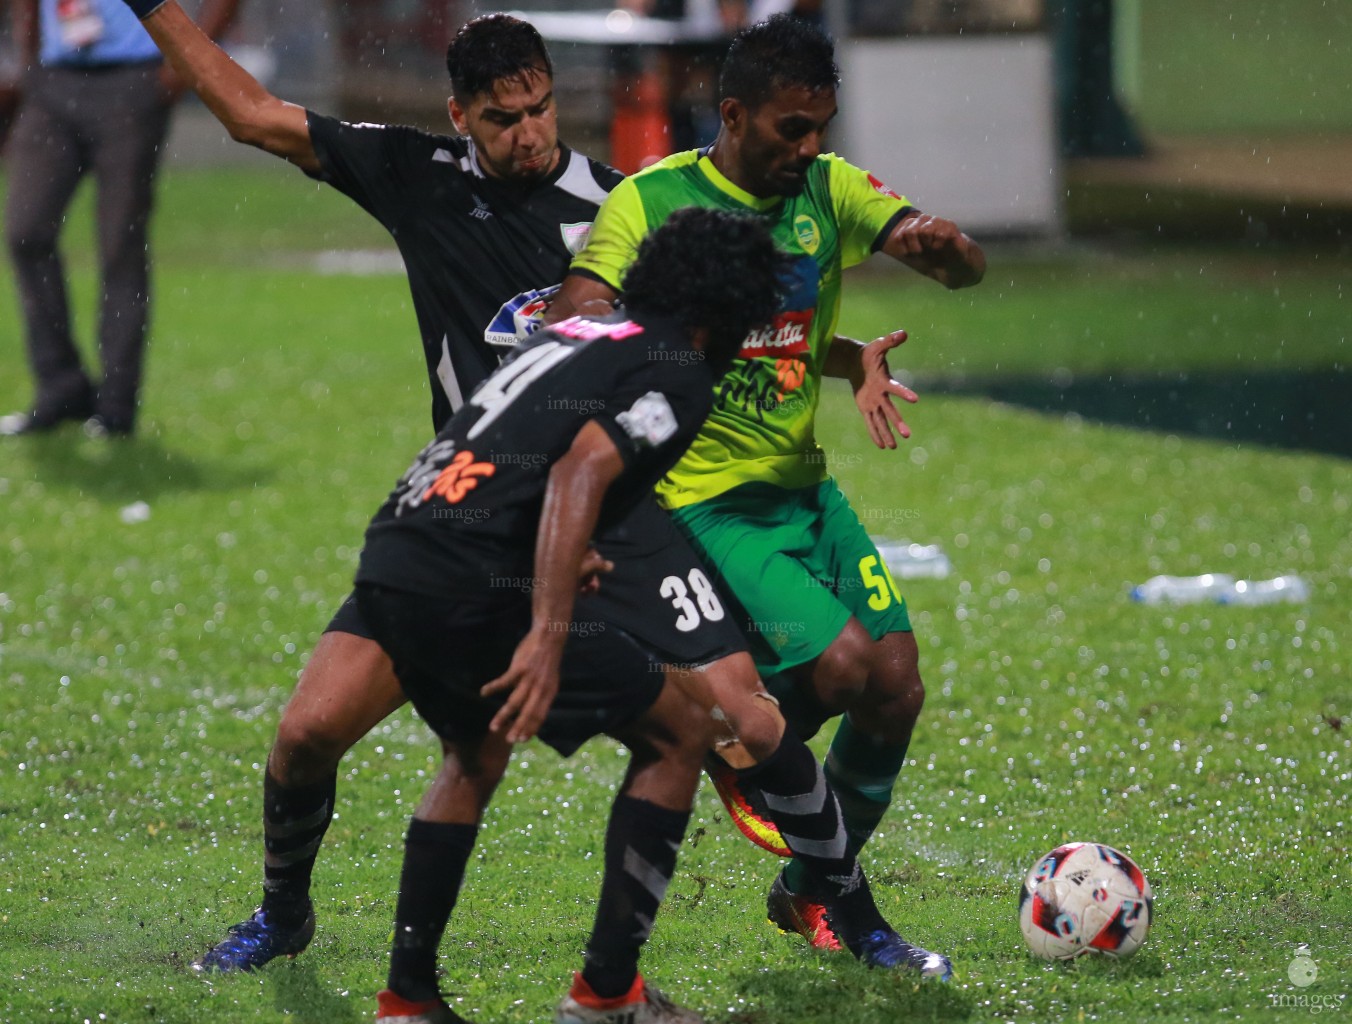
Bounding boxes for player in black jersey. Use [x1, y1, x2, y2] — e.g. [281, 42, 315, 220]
[359, 210, 933, 1024]
[117, 7, 728, 973]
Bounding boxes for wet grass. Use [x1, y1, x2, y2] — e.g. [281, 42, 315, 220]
[1, 166, 1350, 1022]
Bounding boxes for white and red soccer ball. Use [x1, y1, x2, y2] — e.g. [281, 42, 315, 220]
[1018, 842, 1153, 960]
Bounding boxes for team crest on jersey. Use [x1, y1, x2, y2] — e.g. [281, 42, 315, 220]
[867, 173, 902, 200]
[560, 222, 594, 255]
[793, 214, 821, 255]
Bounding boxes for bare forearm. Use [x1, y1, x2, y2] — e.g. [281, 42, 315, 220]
[934, 238, 986, 289]
[141, 2, 316, 168]
[822, 334, 865, 382]
[886, 211, 987, 290]
[13, 0, 38, 65]
[532, 452, 611, 637]
[543, 274, 619, 326]
[192, 0, 243, 43]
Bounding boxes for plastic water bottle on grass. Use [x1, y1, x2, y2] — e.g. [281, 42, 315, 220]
[1130, 574, 1236, 604]
[1132, 573, 1310, 605]
[873, 540, 952, 580]
[1222, 575, 1311, 606]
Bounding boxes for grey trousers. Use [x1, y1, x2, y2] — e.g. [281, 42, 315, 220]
[4, 61, 171, 428]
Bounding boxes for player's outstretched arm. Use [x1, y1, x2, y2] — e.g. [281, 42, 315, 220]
[126, 0, 318, 171]
[541, 274, 620, 326]
[481, 420, 625, 743]
[882, 210, 987, 289]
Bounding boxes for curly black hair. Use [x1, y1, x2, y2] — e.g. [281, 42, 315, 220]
[622, 207, 789, 366]
[719, 14, 839, 110]
[446, 14, 553, 100]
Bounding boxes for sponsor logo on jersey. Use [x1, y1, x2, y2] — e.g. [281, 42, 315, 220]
[422, 450, 496, 503]
[560, 221, 594, 255]
[739, 310, 812, 359]
[867, 173, 902, 200]
[395, 440, 495, 514]
[793, 214, 821, 255]
[737, 252, 817, 360]
[553, 316, 645, 342]
[617, 391, 678, 449]
[469, 194, 493, 220]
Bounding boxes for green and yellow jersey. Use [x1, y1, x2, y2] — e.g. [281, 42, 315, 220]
[571, 149, 912, 508]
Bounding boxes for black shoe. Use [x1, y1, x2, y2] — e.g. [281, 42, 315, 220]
[1, 409, 78, 436]
[83, 414, 134, 439]
[1, 390, 96, 436]
[191, 904, 316, 973]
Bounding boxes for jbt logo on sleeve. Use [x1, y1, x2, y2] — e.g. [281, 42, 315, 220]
[616, 391, 678, 449]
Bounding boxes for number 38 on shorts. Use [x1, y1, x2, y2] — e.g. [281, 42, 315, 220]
[660, 569, 726, 632]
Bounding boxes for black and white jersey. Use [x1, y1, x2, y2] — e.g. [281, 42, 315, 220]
[305, 113, 624, 430]
[356, 310, 716, 598]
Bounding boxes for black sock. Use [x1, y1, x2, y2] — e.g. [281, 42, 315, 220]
[387, 818, 479, 1002]
[261, 770, 335, 922]
[582, 796, 689, 999]
[735, 732, 887, 943]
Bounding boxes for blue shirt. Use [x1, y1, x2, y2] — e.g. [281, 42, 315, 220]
[40, 0, 160, 67]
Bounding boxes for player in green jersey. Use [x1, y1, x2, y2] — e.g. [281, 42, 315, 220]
[548, 14, 986, 954]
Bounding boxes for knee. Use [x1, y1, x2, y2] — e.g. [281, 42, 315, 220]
[6, 219, 59, 263]
[866, 633, 925, 729]
[812, 626, 874, 711]
[882, 664, 925, 724]
[271, 709, 350, 785]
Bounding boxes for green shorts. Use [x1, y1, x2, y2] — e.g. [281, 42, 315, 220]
[669, 478, 912, 676]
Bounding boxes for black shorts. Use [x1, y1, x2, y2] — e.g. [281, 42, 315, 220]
[586, 496, 747, 670]
[353, 582, 665, 757]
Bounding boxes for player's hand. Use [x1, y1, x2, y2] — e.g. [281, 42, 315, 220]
[577, 546, 614, 596]
[852, 329, 918, 450]
[888, 212, 985, 289]
[892, 213, 971, 260]
[482, 628, 565, 743]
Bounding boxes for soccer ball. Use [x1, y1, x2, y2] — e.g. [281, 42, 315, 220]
[1018, 842, 1153, 960]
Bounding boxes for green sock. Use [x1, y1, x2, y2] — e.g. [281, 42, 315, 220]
[784, 712, 907, 895]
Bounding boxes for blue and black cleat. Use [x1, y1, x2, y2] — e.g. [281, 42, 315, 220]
[191, 904, 316, 973]
[855, 929, 953, 980]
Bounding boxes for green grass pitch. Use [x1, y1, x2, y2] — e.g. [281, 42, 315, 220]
[0, 166, 1349, 1022]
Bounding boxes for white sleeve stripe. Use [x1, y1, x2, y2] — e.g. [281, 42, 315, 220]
[554, 151, 612, 206]
[436, 335, 465, 412]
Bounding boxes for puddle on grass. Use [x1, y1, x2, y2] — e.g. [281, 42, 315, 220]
[927, 368, 1352, 458]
